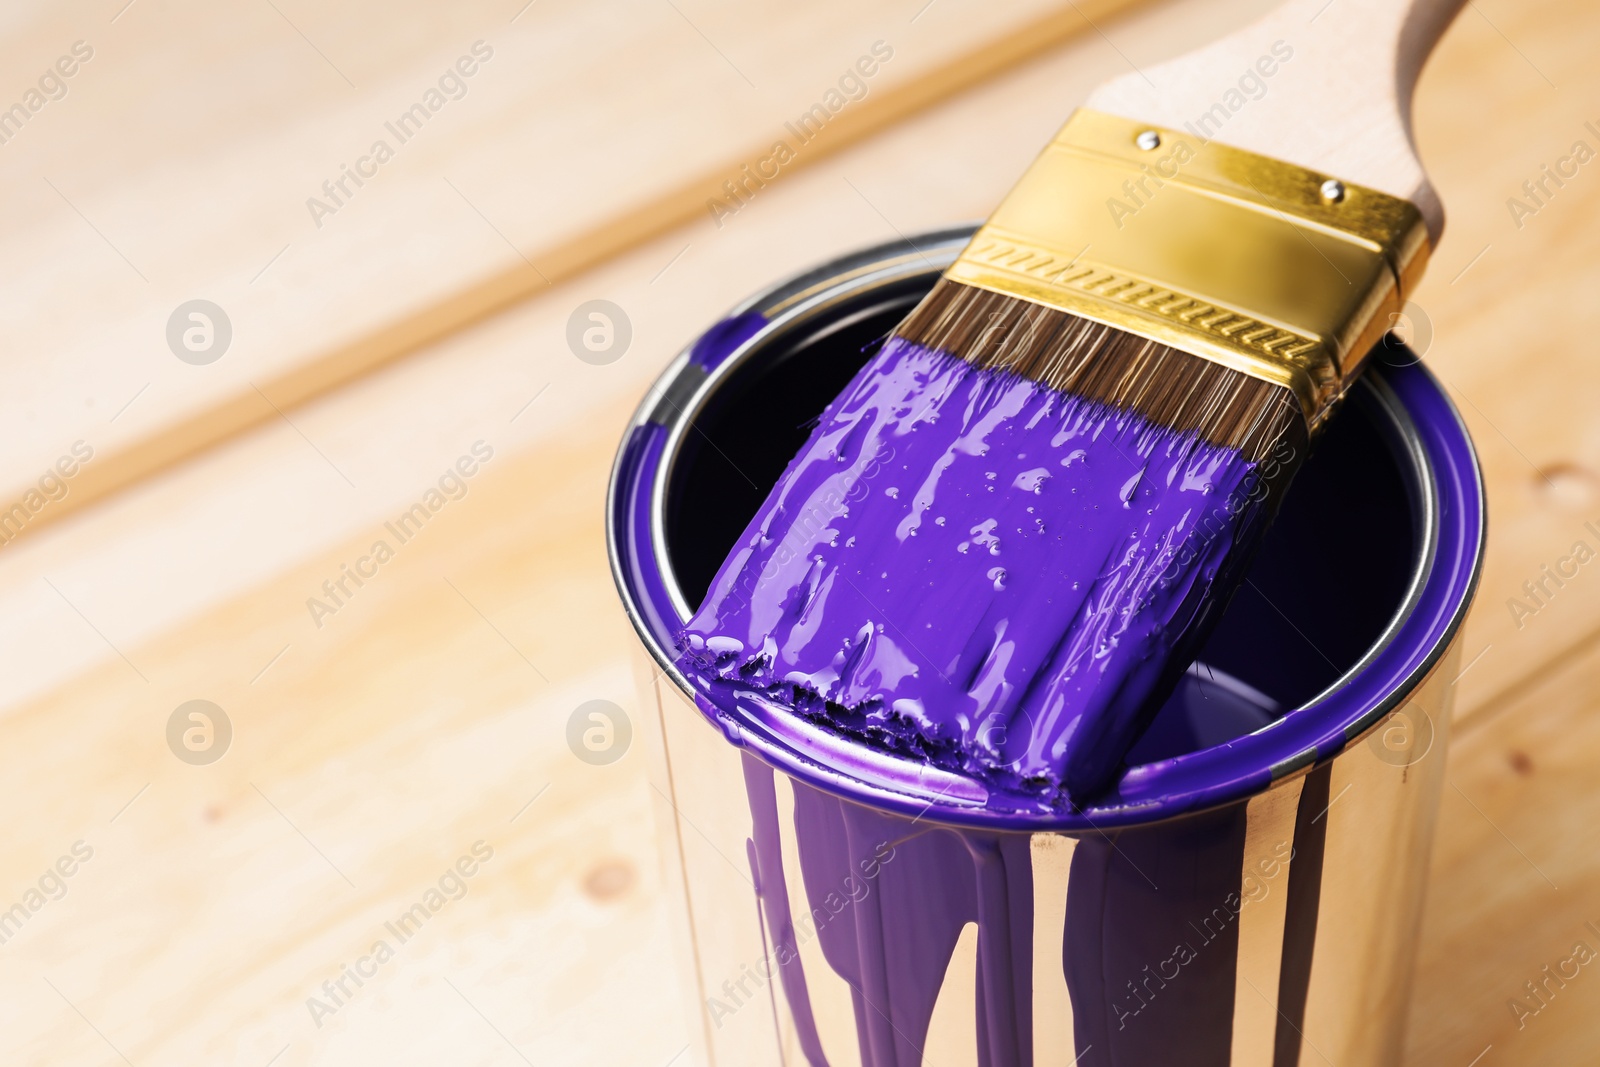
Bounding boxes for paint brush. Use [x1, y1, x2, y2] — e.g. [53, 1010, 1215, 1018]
[679, 0, 1464, 807]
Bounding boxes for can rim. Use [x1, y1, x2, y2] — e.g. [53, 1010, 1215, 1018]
[606, 228, 1486, 831]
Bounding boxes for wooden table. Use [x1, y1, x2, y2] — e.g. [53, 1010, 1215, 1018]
[0, 0, 1593, 1062]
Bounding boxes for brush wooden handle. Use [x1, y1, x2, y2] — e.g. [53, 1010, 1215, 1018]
[1086, 0, 1466, 242]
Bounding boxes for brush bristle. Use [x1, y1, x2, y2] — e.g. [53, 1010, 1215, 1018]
[893, 278, 1306, 464]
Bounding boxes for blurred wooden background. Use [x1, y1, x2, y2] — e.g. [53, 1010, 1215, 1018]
[0, 0, 1592, 1062]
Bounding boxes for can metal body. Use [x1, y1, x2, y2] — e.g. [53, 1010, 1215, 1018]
[607, 228, 1484, 1067]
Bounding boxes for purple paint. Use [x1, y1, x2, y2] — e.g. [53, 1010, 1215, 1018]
[743, 754, 832, 1065]
[610, 328, 1482, 835]
[691, 310, 768, 369]
[746, 755, 1035, 1066]
[611, 248, 1483, 832]
[679, 338, 1275, 805]
[707, 327, 1295, 1059]
[742, 686, 1266, 1065]
[1063, 803, 1247, 1064]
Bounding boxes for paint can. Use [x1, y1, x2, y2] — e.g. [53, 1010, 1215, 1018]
[607, 227, 1484, 1066]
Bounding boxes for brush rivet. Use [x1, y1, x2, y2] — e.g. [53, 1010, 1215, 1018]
[1320, 178, 1346, 203]
[1135, 130, 1161, 151]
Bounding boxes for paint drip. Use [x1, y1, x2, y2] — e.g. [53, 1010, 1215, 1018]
[677, 338, 1277, 805]
[738, 666, 1295, 1067]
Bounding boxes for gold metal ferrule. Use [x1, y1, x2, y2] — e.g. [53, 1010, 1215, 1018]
[947, 109, 1430, 431]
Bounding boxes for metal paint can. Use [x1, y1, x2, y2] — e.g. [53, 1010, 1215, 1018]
[607, 227, 1484, 1067]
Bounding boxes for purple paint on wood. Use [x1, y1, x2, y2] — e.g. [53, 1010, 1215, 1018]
[682, 338, 1273, 804]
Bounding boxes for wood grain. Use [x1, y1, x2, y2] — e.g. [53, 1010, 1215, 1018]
[1404, 0, 1600, 729]
[0, 0, 1151, 551]
[1406, 645, 1600, 1065]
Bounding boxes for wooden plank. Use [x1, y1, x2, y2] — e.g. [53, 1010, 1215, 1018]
[0, 0, 1151, 549]
[1406, 644, 1600, 1065]
[0, 412, 683, 1065]
[1402, 0, 1600, 722]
